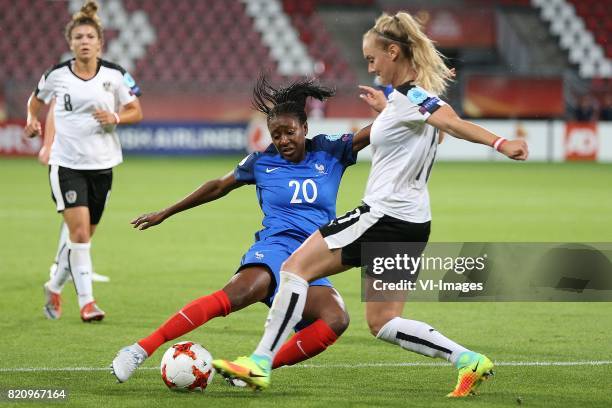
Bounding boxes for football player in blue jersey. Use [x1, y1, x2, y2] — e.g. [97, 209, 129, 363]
[111, 75, 385, 383]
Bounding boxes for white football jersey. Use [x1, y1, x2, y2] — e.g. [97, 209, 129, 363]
[35, 59, 141, 170]
[362, 83, 445, 223]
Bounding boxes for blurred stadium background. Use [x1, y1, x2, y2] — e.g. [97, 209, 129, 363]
[0, 0, 611, 161]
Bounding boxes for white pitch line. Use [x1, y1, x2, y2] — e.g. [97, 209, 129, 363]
[297, 360, 612, 368]
[1, 360, 611, 373]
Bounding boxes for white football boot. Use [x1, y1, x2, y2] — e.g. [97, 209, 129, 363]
[43, 282, 62, 320]
[111, 343, 148, 383]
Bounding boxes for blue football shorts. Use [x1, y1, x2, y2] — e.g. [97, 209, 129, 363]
[237, 235, 333, 308]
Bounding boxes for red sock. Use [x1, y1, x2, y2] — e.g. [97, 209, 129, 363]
[138, 290, 231, 356]
[272, 319, 338, 369]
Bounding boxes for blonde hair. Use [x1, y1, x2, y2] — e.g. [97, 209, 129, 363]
[65, 1, 104, 43]
[366, 12, 452, 95]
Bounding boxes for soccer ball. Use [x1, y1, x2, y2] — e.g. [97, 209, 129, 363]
[160, 341, 215, 391]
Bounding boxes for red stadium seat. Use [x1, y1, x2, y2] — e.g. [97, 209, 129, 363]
[280, 3, 358, 85]
[3, 0, 357, 103]
[567, 0, 611, 64]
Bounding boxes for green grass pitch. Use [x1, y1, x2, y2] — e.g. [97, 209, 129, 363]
[1, 157, 611, 407]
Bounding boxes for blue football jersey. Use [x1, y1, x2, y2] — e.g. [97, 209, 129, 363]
[234, 133, 357, 242]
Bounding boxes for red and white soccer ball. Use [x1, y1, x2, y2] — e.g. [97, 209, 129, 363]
[160, 341, 215, 392]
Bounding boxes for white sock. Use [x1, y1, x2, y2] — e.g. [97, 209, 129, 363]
[53, 222, 69, 264]
[376, 317, 469, 365]
[68, 241, 94, 308]
[253, 271, 309, 360]
[48, 239, 70, 293]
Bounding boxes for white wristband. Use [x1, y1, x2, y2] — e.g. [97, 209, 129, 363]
[112, 112, 120, 124]
[493, 137, 506, 151]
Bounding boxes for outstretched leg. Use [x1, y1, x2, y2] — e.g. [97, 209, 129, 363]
[367, 298, 493, 397]
[273, 285, 348, 368]
[253, 232, 346, 363]
[111, 266, 271, 383]
[137, 267, 270, 355]
[213, 231, 347, 390]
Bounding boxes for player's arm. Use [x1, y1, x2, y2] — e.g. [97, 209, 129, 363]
[93, 99, 143, 126]
[351, 85, 387, 153]
[131, 171, 245, 230]
[117, 99, 143, 124]
[38, 99, 56, 165]
[427, 104, 528, 160]
[24, 93, 45, 138]
[437, 68, 453, 146]
[359, 85, 387, 113]
[352, 124, 372, 153]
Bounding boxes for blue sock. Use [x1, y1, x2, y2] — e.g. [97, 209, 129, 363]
[455, 351, 479, 368]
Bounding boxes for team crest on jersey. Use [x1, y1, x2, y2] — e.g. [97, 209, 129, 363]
[103, 81, 112, 92]
[315, 163, 327, 174]
[407, 87, 428, 105]
[65, 190, 77, 204]
[255, 251, 265, 260]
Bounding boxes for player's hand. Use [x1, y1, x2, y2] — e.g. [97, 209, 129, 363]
[500, 139, 529, 161]
[358, 85, 387, 113]
[24, 119, 42, 138]
[131, 211, 168, 230]
[93, 109, 118, 126]
[38, 145, 50, 165]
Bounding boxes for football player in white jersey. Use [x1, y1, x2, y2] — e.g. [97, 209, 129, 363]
[213, 11, 528, 398]
[24, 1, 143, 322]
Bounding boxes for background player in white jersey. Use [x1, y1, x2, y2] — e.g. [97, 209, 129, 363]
[24, 1, 143, 322]
[40, 100, 111, 284]
[214, 11, 529, 398]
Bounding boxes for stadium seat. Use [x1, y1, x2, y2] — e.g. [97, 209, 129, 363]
[1, 0, 359, 89]
[537, 0, 611, 79]
[276, 0, 357, 86]
[598, 60, 612, 77]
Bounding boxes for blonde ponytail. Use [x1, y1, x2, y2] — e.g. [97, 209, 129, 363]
[366, 12, 453, 95]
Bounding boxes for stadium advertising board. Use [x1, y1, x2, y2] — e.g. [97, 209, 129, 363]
[397, 8, 496, 48]
[0, 120, 41, 156]
[0, 121, 247, 156]
[2, 120, 611, 162]
[463, 76, 565, 118]
[117, 122, 248, 155]
[565, 122, 599, 161]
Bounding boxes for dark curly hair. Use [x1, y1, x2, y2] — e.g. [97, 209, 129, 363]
[252, 74, 335, 124]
